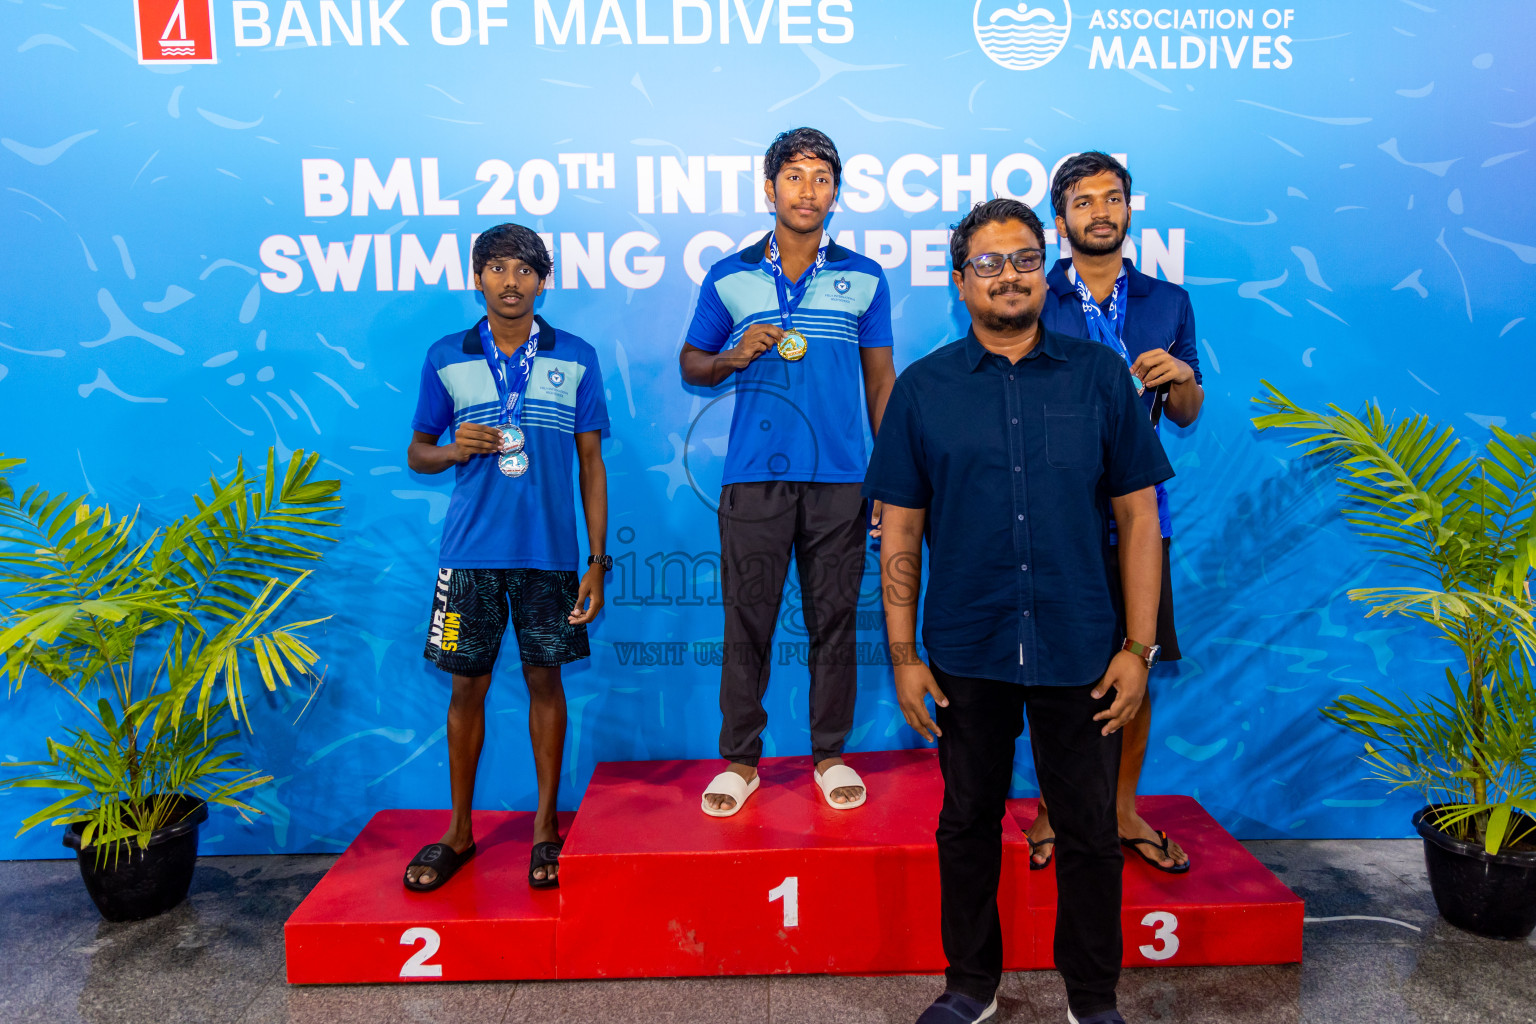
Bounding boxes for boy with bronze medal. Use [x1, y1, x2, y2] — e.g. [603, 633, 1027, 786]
[404, 224, 612, 892]
[680, 128, 897, 817]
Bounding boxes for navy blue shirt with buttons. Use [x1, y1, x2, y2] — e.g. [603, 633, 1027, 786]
[863, 327, 1174, 687]
[1039, 257, 1202, 539]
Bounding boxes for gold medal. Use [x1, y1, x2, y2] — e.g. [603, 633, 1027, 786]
[777, 328, 808, 361]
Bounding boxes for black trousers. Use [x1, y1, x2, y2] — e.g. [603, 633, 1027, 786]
[934, 668, 1123, 1018]
[717, 481, 866, 767]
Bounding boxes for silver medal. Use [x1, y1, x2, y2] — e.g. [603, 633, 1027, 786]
[499, 450, 530, 478]
[498, 423, 526, 454]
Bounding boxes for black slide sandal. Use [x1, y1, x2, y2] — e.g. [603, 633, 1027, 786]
[1121, 830, 1191, 874]
[403, 841, 476, 892]
[1027, 835, 1055, 871]
[529, 840, 563, 889]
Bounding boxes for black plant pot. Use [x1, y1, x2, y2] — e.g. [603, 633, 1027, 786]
[63, 797, 209, 922]
[1414, 804, 1536, 940]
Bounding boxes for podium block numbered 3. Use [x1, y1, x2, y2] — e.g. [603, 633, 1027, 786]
[284, 751, 1301, 984]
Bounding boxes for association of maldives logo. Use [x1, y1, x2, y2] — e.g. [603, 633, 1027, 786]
[547, 368, 566, 388]
[974, 1, 1071, 71]
[132, 0, 218, 65]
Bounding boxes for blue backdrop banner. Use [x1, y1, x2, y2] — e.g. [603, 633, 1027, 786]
[2, 0, 1533, 857]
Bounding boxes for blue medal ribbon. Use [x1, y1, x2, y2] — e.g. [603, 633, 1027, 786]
[766, 232, 828, 336]
[478, 317, 539, 427]
[1070, 261, 1139, 394]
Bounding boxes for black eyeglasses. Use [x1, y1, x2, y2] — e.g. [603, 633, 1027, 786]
[960, 248, 1045, 277]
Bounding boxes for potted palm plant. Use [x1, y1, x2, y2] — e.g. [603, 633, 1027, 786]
[1253, 384, 1536, 938]
[0, 449, 342, 921]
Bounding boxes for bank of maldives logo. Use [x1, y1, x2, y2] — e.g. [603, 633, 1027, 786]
[974, 1, 1071, 71]
[133, 0, 218, 64]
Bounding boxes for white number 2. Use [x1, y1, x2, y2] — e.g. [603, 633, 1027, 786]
[768, 876, 800, 928]
[399, 926, 443, 978]
[1138, 911, 1180, 961]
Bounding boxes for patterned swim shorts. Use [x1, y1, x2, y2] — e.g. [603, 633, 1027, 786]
[422, 568, 589, 675]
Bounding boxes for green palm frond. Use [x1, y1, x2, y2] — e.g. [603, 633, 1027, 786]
[1253, 385, 1536, 853]
[0, 450, 342, 854]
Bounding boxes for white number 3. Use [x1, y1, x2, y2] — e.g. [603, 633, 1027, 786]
[400, 926, 443, 978]
[1138, 911, 1180, 961]
[768, 876, 800, 928]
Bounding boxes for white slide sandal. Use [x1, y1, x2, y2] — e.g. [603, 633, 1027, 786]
[814, 763, 867, 810]
[701, 770, 759, 817]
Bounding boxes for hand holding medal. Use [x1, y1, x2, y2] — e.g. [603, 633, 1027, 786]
[766, 232, 825, 364]
[477, 318, 540, 481]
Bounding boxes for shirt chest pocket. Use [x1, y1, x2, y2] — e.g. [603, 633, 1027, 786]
[1044, 404, 1102, 470]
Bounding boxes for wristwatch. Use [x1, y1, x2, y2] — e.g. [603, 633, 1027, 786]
[587, 554, 613, 573]
[1122, 638, 1161, 669]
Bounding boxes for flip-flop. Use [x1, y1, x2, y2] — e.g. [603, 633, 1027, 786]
[1027, 835, 1055, 871]
[813, 763, 867, 810]
[403, 841, 476, 892]
[1121, 830, 1191, 874]
[701, 770, 759, 817]
[529, 840, 563, 889]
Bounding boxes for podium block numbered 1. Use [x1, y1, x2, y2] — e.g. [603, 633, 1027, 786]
[554, 751, 1035, 978]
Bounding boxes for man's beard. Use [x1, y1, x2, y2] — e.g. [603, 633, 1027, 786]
[977, 283, 1039, 333]
[1067, 219, 1128, 257]
[976, 307, 1039, 333]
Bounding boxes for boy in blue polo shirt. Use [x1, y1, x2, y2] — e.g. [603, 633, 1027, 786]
[680, 127, 896, 816]
[1031, 151, 1204, 875]
[402, 223, 610, 891]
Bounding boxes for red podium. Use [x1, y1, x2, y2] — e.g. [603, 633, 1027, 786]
[556, 749, 1034, 978]
[285, 810, 575, 983]
[284, 750, 1301, 984]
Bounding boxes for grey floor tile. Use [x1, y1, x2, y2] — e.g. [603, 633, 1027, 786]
[767, 973, 951, 1023]
[238, 980, 516, 1024]
[1385, 940, 1536, 1024]
[1354, 839, 1434, 887]
[13, 856, 325, 1024]
[1290, 941, 1536, 1024]
[38, 950, 270, 1024]
[506, 976, 770, 1024]
[1007, 964, 1297, 1024]
[0, 859, 108, 963]
[1247, 839, 1443, 944]
[0, 959, 84, 1024]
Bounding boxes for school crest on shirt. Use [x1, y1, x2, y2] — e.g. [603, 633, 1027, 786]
[547, 368, 566, 388]
[834, 276, 851, 295]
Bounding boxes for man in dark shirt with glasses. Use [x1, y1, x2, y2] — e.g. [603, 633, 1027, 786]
[865, 198, 1172, 1024]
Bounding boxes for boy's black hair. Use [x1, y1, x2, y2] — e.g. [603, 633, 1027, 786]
[1049, 151, 1133, 218]
[472, 222, 551, 280]
[949, 198, 1046, 272]
[763, 127, 842, 189]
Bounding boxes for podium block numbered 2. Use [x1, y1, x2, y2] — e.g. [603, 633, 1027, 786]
[284, 810, 571, 983]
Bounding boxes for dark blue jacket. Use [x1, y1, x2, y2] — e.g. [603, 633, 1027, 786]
[1039, 258, 1201, 536]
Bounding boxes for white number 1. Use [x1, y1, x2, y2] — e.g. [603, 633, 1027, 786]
[1138, 911, 1180, 961]
[399, 926, 443, 978]
[768, 876, 799, 928]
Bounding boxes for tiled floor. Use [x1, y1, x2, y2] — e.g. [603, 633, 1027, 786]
[2, 840, 1533, 1023]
